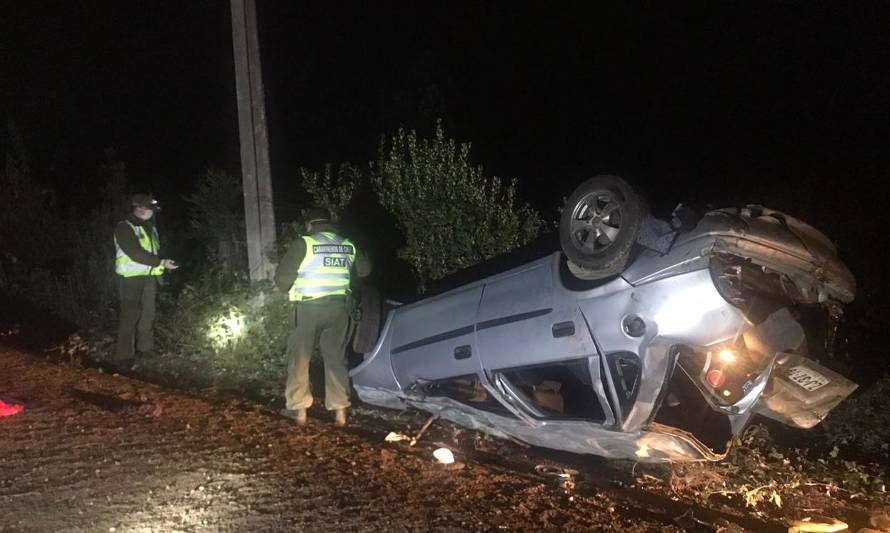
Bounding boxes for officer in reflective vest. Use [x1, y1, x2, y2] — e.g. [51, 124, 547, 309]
[113, 193, 179, 366]
[274, 207, 371, 426]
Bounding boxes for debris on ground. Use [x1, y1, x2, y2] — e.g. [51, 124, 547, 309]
[384, 431, 411, 443]
[535, 464, 579, 479]
[536, 464, 579, 494]
[673, 509, 713, 530]
[71, 389, 163, 417]
[787, 517, 848, 532]
[433, 447, 455, 464]
[409, 414, 438, 447]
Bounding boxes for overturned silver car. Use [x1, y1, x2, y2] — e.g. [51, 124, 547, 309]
[351, 175, 857, 462]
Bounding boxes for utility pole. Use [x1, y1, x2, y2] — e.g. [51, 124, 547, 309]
[231, 0, 277, 281]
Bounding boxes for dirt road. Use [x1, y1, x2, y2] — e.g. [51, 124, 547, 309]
[0, 344, 782, 532]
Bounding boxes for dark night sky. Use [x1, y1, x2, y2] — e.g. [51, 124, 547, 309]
[2, 2, 889, 381]
[2, 1, 889, 224]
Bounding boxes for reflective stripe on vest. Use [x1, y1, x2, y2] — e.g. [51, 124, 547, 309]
[114, 221, 165, 277]
[288, 232, 356, 302]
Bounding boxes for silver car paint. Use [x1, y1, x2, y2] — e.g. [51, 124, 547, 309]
[350, 208, 857, 461]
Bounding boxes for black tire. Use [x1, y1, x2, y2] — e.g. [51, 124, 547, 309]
[352, 285, 382, 354]
[559, 175, 646, 279]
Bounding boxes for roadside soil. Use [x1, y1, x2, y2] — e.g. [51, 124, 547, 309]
[1, 313, 885, 533]
[0, 340, 696, 531]
[0, 341, 782, 533]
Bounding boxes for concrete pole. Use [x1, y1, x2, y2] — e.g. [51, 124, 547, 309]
[231, 0, 277, 281]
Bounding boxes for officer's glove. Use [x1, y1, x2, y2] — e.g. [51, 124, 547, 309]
[160, 259, 180, 270]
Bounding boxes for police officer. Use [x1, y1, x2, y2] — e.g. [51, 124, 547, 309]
[113, 194, 179, 366]
[274, 207, 371, 426]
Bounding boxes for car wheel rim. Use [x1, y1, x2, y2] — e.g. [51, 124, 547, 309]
[569, 190, 623, 255]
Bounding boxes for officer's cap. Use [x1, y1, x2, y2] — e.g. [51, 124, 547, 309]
[305, 207, 331, 224]
[131, 193, 161, 211]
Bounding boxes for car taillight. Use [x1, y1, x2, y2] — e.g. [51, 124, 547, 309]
[705, 369, 726, 388]
[675, 340, 770, 409]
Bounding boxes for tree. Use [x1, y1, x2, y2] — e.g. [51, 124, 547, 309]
[300, 162, 362, 220]
[374, 123, 542, 290]
[187, 169, 246, 273]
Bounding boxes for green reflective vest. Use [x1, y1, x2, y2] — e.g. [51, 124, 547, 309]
[114, 221, 165, 277]
[288, 232, 356, 302]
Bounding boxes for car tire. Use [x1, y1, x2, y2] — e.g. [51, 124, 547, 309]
[559, 175, 646, 279]
[352, 285, 382, 354]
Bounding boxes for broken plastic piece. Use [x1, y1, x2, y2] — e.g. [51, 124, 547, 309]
[787, 517, 848, 533]
[433, 448, 455, 464]
[384, 431, 411, 443]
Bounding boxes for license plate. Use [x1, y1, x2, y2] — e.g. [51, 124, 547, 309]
[785, 365, 830, 392]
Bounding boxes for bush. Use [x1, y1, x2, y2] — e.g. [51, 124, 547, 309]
[301, 162, 363, 220]
[0, 152, 128, 325]
[658, 424, 889, 513]
[152, 168, 293, 385]
[373, 123, 543, 290]
[156, 268, 290, 383]
[821, 376, 890, 458]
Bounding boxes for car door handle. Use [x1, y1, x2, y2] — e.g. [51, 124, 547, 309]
[552, 321, 575, 338]
[454, 345, 472, 360]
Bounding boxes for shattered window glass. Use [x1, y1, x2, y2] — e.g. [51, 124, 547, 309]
[499, 358, 606, 422]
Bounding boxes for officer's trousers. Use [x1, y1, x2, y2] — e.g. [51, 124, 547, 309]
[115, 275, 157, 361]
[284, 296, 351, 411]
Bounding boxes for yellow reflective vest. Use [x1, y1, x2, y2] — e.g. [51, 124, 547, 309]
[114, 221, 165, 277]
[288, 232, 356, 301]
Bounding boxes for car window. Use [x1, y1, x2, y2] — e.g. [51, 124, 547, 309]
[497, 358, 606, 422]
[423, 374, 515, 417]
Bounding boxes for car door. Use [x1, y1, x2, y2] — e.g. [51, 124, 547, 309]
[389, 284, 483, 390]
[474, 255, 615, 425]
[475, 257, 595, 374]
